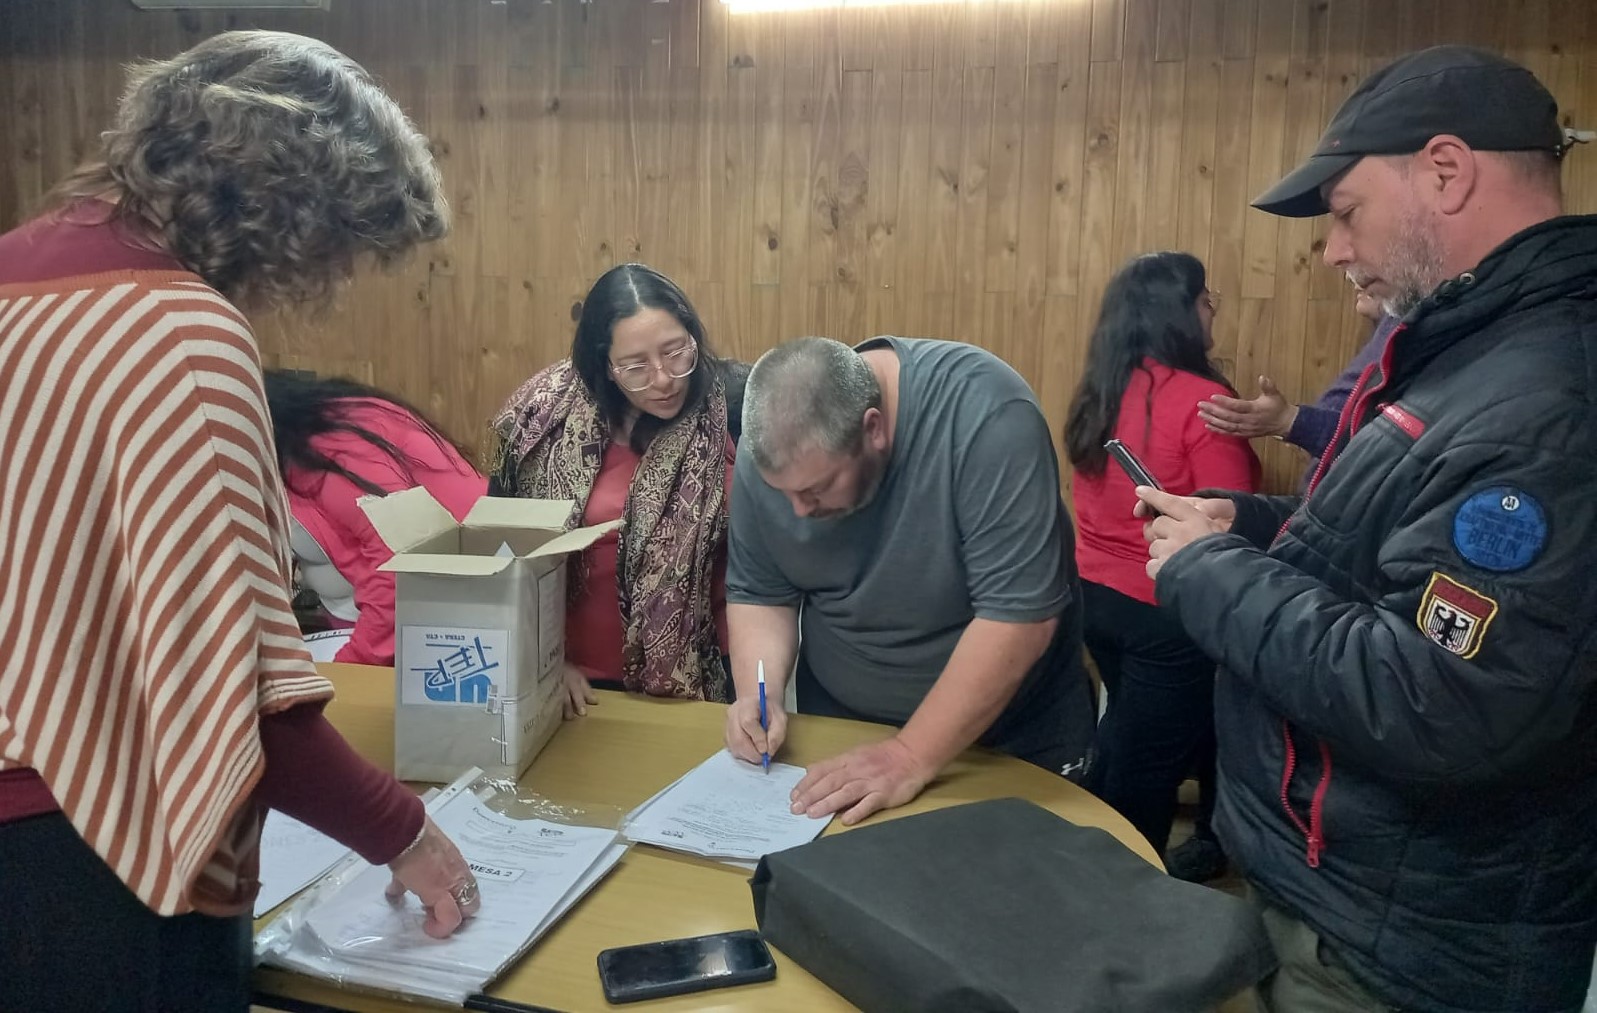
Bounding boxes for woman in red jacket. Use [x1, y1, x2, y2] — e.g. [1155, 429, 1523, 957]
[266, 372, 487, 666]
[1065, 251, 1261, 859]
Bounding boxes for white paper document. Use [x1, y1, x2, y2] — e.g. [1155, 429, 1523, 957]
[254, 811, 353, 917]
[623, 750, 832, 863]
[258, 770, 625, 1004]
[306, 799, 617, 974]
[302, 628, 353, 663]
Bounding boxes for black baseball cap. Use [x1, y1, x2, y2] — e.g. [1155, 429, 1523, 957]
[1253, 46, 1564, 218]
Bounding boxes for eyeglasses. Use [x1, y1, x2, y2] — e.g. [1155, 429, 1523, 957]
[609, 344, 698, 392]
[1201, 291, 1221, 313]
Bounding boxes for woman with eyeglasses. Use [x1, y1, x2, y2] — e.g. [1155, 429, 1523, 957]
[1063, 251, 1260, 865]
[488, 264, 738, 710]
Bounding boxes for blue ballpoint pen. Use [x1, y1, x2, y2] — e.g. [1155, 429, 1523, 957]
[757, 660, 770, 773]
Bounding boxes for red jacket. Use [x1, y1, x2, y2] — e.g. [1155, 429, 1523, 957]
[284, 398, 485, 665]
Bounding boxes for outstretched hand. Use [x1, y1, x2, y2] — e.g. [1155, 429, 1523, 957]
[1197, 375, 1297, 438]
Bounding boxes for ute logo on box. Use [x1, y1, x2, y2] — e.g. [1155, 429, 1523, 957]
[401, 627, 511, 705]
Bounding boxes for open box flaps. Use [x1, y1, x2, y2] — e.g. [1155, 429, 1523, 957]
[362, 488, 619, 578]
[360, 486, 458, 556]
[355, 487, 619, 782]
[462, 495, 573, 531]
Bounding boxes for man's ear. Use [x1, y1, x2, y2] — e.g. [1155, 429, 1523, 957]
[862, 407, 888, 451]
[1418, 134, 1477, 216]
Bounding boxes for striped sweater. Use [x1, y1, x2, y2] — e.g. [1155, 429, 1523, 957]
[0, 268, 334, 916]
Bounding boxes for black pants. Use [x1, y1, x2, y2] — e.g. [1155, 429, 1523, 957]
[1191, 726, 1220, 840]
[0, 812, 253, 1013]
[1080, 580, 1218, 856]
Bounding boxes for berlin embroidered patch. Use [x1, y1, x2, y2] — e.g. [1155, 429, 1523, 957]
[1452, 486, 1548, 573]
[1416, 572, 1499, 659]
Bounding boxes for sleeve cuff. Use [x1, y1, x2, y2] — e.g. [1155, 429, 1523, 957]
[971, 598, 1069, 624]
[1285, 405, 1336, 457]
[726, 590, 803, 608]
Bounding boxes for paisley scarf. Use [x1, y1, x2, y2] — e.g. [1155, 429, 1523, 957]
[487, 359, 730, 701]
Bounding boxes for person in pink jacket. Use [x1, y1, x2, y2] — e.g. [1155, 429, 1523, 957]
[265, 371, 486, 665]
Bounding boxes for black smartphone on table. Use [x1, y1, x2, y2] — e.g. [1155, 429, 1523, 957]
[1103, 438, 1165, 515]
[597, 929, 776, 1004]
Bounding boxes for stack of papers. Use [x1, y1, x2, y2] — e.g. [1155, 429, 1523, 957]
[258, 770, 627, 1005]
[255, 811, 357, 917]
[623, 750, 833, 866]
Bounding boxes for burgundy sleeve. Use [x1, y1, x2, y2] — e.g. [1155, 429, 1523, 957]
[255, 703, 425, 865]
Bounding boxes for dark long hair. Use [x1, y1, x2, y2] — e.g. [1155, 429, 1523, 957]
[1064, 251, 1230, 475]
[719, 358, 752, 445]
[264, 370, 469, 497]
[570, 263, 719, 454]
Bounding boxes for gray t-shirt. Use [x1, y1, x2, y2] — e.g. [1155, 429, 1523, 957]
[729, 337, 1088, 748]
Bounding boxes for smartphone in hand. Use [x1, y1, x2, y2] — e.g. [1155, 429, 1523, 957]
[1104, 439, 1164, 516]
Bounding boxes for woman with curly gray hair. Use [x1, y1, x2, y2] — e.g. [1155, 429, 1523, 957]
[0, 31, 476, 1010]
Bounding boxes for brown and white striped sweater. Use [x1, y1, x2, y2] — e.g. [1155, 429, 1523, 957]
[0, 268, 334, 916]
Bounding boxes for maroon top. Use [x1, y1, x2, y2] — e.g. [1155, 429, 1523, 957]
[0, 204, 423, 866]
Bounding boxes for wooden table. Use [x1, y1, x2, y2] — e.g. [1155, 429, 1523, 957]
[254, 663, 1161, 1013]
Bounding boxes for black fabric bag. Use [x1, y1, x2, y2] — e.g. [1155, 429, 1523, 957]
[750, 798, 1275, 1012]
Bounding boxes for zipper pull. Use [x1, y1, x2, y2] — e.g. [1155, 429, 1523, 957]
[1306, 833, 1323, 868]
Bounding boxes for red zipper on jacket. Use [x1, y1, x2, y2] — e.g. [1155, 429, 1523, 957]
[1273, 363, 1374, 544]
[1270, 325, 1404, 866]
[1278, 720, 1333, 867]
[1275, 323, 1409, 541]
[1339, 327, 1402, 441]
[1310, 364, 1377, 495]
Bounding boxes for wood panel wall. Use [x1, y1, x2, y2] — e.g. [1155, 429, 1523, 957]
[3, 0, 1595, 491]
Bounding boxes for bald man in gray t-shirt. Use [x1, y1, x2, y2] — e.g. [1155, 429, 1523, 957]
[725, 336, 1096, 826]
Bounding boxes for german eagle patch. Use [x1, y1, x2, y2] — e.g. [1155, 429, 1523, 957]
[1416, 572, 1499, 659]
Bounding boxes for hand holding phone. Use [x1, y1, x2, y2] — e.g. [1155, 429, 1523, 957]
[597, 929, 776, 1004]
[1104, 439, 1165, 516]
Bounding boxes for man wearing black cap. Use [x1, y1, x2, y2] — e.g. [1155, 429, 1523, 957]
[1135, 45, 1597, 1012]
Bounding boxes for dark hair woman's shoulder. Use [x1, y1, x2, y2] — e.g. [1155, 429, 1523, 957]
[1163, 364, 1235, 399]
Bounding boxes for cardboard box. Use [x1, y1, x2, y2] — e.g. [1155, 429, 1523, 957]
[362, 488, 618, 783]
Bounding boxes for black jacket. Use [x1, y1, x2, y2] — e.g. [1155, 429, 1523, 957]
[1158, 215, 1597, 1012]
